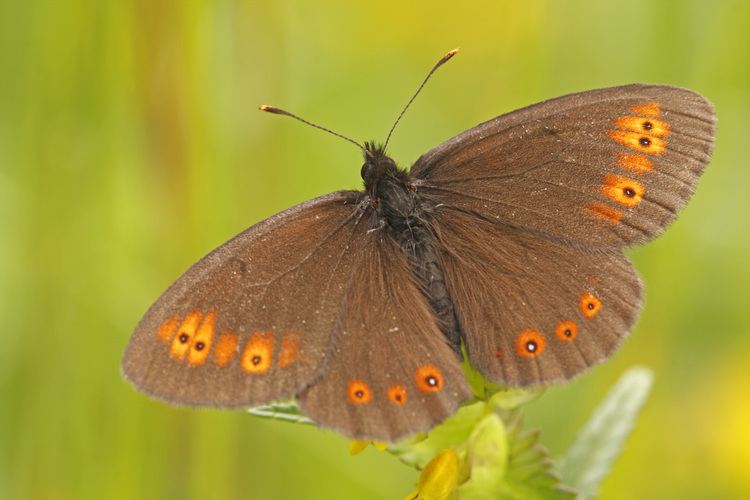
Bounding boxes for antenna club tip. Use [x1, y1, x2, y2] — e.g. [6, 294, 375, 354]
[259, 104, 272, 111]
[446, 47, 460, 57]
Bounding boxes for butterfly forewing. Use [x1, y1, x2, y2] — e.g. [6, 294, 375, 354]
[299, 233, 473, 441]
[122, 191, 370, 407]
[430, 208, 643, 386]
[412, 85, 715, 248]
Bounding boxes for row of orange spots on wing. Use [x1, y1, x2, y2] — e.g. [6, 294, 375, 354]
[608, 102, 669, 155]
[156, 310, 301, 372]
[346, 365, 444, 406]
[511, 292, 602, 358]
[587, 101, 667, 225]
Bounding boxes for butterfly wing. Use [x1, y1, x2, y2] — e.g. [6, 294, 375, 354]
[299, 232, 473, 441]
[430, 208, 642, 386]
[412, 84, 715, 248]
[122, 191, 372, 407]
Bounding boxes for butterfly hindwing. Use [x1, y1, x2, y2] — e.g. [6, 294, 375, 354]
[430, 208, 643, 386]
[412, 84, 715, 248]
[299, 232, 473, 441]
[122, 191, 371, 407]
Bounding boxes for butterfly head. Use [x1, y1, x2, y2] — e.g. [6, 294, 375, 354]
[361, 142, 403, 191]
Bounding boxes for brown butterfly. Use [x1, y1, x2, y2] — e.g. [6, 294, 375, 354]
[122, 50, 715, 442]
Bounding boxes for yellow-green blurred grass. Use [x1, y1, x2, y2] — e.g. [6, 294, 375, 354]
[1, 1, 749, 499]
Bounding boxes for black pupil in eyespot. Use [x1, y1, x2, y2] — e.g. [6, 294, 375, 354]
[640, 137, 651, 146]
[624, 187, 635, 197]
[564, 329, 572, 336]
[195, 342, 205, 351]
[426, 376, 437, 386]
[588, 302, 595, 310]
[252, 355, 261, 365]
[179, 333, 189, 343]
[643, 121, 653, 130]
[527, 341, 537, 352]
[355, 390, 364, 398]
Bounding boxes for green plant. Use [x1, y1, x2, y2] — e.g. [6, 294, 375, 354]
[250, 367, 653, 499]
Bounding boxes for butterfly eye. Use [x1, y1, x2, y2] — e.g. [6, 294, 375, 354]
[360, 162, 374, 181]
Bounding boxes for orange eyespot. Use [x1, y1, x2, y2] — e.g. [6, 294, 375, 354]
[579, 293, 602, 319]
[241, 331, 275, 374]
[188, 310, 216, 366]
[169, 311, 202, 360]
[415, 365, 444, 393]
[609, 130, 666, 154]
[387, 385, 408, 405]
[584, 203, 623, 224]
[555, 320, 578, 341]
[618, 153, 653, 175]
[213, 332, 239, 367]
[631, 102, 661, 118]
[157, 316, 180, 343]
[614, 116, 670, 137]
[602, 174, 645, 208]
[515, 329, 546, 358]
[278, 332, 301, 368]
[347, 380, 373, 404]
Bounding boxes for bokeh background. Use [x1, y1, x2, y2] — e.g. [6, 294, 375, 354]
[2, 0, 749, 498]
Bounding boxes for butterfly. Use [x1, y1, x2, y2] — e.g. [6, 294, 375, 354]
[122, 50, 715, 442]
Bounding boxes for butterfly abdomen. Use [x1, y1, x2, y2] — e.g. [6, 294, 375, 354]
[369, 165, 463, 355]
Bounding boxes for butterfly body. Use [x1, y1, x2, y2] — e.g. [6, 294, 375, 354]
[360, 143, 464, 352]
[123, 83, 715, 441]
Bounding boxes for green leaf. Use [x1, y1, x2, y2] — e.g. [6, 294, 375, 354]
[389, 400, 488, 469]
[247, 400, 313, 425]
[458, 413, 508, 498]
[497, 412, 577, 500]
[559, 367, 654, 499]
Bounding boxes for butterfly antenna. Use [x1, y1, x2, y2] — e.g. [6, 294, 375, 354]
[383, 47, 460, 151]
[258, 105, 366, 153]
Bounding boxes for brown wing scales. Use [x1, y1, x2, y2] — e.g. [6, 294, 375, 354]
[413, 85, 715, 248]
[122, 191, 370, 407]
[431, 208, 643, 386]
[299, 234, 472, 441]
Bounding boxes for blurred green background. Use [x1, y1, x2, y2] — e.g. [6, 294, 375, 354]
[2, 0, 749, 498]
